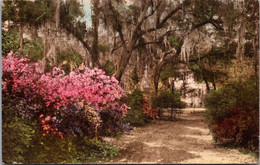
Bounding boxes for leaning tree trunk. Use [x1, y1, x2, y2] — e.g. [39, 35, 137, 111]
[202, 70, 210, 91]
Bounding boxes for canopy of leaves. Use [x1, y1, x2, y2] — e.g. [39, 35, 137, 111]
[3, 0, 55, 26]
[2, 28, 19, 56]
[160, 63, 177, 81]
[60, 0, 85, 39]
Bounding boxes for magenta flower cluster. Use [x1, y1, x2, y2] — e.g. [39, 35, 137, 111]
[3, 52, 129, 137]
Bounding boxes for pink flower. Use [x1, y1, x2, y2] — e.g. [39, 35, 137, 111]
[2, 52, 128, 137]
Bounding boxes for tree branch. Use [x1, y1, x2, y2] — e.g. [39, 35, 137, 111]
[142, 0, 191, 35]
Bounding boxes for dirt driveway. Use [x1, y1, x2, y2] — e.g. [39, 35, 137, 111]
[102, 108, 258, 164]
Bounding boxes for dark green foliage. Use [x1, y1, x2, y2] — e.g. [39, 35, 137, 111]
[44, 60, 53, 73]
[121, 90, 146, 126]
[73, 137, 120, 163]
[23, 37, 43, 62]
[24, 134, 78, 164]
[160, 63, 177, 81]
[101, 61, 115, 76]
[2, 28, 19, 56]
[98, 43, 110, 53]
[2, 104, 36, 164]
[3, 109, 120, 164]
[57, 49, 83, 66]
[169, 35, 179, 47]
[99, 109, 126, 136]
[151, 90, 186, 109]
[193, 0, 221, 25]
[60, 0, 85, 40]
[25, 134, 120, 164]
[131, 67, 139, 84]
[57, 49, 83, 73]
[2, 1, 16, 22]
[18, 0, 55, 26]
[3, 0, 55, 26]
[204, 78, 259, 123]
[2, 90, 120, 164]
[189, 42, 236, 85]
[204, 78, 259, 152]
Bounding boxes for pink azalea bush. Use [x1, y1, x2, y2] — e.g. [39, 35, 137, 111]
[2, 52, 129, 137]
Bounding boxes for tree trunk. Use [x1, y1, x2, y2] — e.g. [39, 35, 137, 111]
[153, 65, 161, 96]
[254, 15, 259, 78]
[91, 0, 100, 67]
[55, 0, 60, 29]
[11, 0, 23, 55]
[202, 70, 210, 91]
[171, 78, 175, 93]
[212, 75, 216, 90]
[19, 24, 24, 55]
[153, 60, 171, 96]
[114, 33, 137, 81]
[115, 50, 132, 81]
[235, 16, 246, 61]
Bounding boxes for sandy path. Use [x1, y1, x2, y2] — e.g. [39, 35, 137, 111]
[101, 109, 258, 164]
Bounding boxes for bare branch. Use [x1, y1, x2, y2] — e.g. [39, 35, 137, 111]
[141, 0, 191, 35]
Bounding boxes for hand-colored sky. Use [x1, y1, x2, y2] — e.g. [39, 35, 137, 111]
[81, 0, 92, 28]
[80, 0, 133, 28]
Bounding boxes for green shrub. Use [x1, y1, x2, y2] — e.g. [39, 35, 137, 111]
[204, 78, 259, 124]
[3, 95, 120, 164]
[99, 109, 126, 136]
[121, 90, 146, 126]
[24, 133, 78, 164]
[57, 49, 83, 74]
[204, 78, 259, 152]
[25, 134, 120, 164]
[23, 37, 43, 62]
[73, 137, 120, 163]
[160, 63, 177, 81]
[2, 28, 19, 56]
[101, 61, 115, 76]
[131, 67, 139, 84]
[151, 90, 186, 109]
[2, 104, 36, 164]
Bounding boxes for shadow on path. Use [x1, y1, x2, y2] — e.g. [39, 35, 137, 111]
[99, 108, 258, 164]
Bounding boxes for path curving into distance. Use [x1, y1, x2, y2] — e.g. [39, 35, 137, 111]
[100, 108, 258, 164]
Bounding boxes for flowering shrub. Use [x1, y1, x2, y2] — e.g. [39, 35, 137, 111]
[142, 98, 158, 120]
[2, 52, 128, 137]
[121, 90, 158, 126]
[205, 78, 259, 152]
[209, 107, 258, 152]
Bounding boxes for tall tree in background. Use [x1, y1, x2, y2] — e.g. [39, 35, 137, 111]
[55, 0, 60, 29]
[91, 0, 100, 67]
[2, 0, 259, 89]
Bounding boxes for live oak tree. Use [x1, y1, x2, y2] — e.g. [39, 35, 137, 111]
[98, 0, 231, 94]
